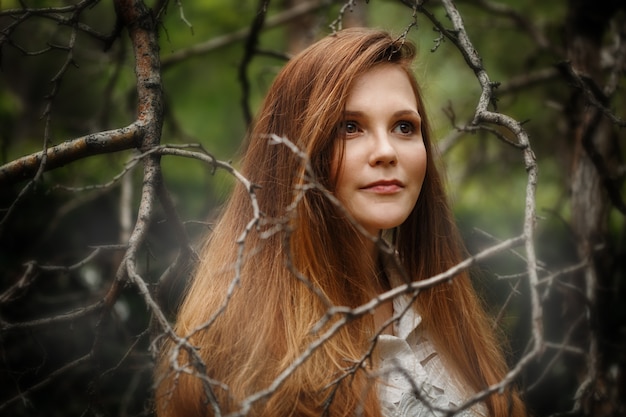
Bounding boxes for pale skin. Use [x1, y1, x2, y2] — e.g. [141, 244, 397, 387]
[331, 64, 428, 334]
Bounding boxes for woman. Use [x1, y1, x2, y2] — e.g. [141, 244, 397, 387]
[155, 28, 527, 417]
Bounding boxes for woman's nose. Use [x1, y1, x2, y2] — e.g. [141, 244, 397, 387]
[369, 132, 397, 166]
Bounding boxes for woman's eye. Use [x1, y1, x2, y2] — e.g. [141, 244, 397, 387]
[393, 121, 414, 135]
[345, 121, 358, 134]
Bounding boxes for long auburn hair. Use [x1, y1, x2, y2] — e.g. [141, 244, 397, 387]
[155, 28, 526, 417]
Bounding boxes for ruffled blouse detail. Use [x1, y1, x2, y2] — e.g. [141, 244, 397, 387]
[376, 292, 487, 417]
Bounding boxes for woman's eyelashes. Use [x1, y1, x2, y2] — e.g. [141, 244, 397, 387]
[340, 119, 419, 138]
[344, 121, 361, 135]
[392, 120, 416, 135]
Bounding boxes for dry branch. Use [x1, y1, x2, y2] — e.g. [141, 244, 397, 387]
[161, 0, 330, 69]
[0, 125, 142, 186]
[1, 0, 624, 415]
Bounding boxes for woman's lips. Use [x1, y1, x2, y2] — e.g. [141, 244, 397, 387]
[361, 180, 404, 194]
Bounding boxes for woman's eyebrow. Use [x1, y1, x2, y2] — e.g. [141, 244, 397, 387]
[343, 109, 421, 119]
[392, 109, 421, 119]
[343, 110, 365, 118]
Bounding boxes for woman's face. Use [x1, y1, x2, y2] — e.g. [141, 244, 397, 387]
[332, 64, 427, 235]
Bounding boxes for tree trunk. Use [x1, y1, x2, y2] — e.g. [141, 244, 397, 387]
[565, 0, 625, 414]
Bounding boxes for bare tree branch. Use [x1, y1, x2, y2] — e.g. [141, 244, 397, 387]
[1, 0, 624, 415]
[0, 124, 142, 186]
[161, 0, 330, 69]
[459, 0, 558, 54]
[400, 2, 545, 366]
[0, 0, 117, 44]
[0, 353, 94, 412]
[239, 0, 271, 126]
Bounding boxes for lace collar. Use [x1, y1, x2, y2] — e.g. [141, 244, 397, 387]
[375, 256, 486, 416]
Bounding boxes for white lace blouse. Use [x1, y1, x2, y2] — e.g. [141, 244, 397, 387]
[376, 292, 488, 417]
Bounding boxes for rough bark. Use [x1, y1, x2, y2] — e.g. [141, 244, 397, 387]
[565, 0, 625, 414]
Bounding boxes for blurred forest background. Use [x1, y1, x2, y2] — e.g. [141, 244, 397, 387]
[0, 0, 624, 416]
